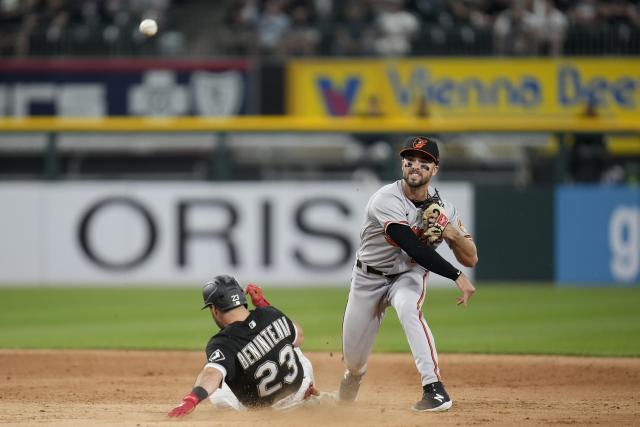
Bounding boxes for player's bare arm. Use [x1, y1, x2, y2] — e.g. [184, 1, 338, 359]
[292, 321, 305, 347]
[443, 225, 478, 268]
[421, 190, 476, 267]
[168, 366, 223, 418]
[195, 365, 224, 394]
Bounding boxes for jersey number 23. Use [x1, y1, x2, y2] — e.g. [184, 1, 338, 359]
[254, 344, 298, 397]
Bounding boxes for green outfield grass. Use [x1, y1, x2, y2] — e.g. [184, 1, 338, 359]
[1, 285, 639, 357]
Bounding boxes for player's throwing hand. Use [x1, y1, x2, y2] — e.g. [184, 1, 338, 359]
[454, 274, 476, 307]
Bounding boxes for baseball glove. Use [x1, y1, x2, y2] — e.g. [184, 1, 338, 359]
[421, 188, 449, 246]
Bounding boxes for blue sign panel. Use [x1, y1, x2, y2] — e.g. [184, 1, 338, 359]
[555, 186, 639, 285]
[0, 59, 248, 117]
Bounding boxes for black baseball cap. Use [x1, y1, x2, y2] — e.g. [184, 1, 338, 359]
[399, 136, 440, 164]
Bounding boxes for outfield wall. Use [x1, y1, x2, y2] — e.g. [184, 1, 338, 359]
[0, 181, 474, 286]
[1, 182, 636, 287]
[555, 186, 639, 285]
[474, 185, 638, 285]
[474, 186, 554, 282]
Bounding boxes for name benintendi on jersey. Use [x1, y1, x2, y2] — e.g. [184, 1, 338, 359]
[237, 317, 293, 370]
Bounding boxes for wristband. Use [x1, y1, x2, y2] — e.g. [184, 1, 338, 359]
[191, 386, 209, 402]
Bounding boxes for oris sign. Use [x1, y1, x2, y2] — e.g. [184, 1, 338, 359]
[0, 182, 473, 287]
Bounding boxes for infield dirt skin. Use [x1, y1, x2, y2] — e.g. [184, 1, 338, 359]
[1, 350, 639, 426]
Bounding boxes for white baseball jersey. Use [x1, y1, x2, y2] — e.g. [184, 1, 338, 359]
[356, 179, 469, 274]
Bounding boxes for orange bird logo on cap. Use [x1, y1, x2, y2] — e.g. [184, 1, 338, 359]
[413, 138, 428, 149]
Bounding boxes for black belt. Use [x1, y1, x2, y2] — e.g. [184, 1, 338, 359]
[356, 259, 400, 279]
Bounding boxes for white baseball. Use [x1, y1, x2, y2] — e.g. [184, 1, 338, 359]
[139, 19, 158, 37]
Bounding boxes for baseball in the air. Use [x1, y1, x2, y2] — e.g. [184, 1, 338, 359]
[139, 19, 158, 37]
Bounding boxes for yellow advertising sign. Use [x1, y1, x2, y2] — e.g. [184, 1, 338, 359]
[288, 58, 640, 118]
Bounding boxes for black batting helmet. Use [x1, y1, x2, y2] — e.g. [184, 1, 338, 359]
[201, 275, 247, 312]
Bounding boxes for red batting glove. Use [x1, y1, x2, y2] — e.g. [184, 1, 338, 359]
[168, 392, 199, 418]
[245, 283, 271, 308]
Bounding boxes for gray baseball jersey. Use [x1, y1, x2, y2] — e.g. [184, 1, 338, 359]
[343, 179, 471, 386]
[356, 179, 469, 274]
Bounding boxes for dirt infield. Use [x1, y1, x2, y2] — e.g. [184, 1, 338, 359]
[1, 350, 639, 426]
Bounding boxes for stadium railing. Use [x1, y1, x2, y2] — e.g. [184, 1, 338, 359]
[1, 116, 638, 181]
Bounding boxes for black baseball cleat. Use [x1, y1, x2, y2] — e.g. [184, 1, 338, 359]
[338, 371, 363, 402]
[412, 381, 452, 412]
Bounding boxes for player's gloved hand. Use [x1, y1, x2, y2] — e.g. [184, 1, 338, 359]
[167, 392, 199, 418]
[422, 202, 449, 246]
[245, 283, 271, 308]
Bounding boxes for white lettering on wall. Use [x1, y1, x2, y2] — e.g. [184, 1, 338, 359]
[4, 83, 105, 117]
[609, 206, 640, 282]
[128, 71, 189, 116]
[191, 71, 243, 116]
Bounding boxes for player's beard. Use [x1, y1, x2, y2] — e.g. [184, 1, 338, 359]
[403, 171, 429, 188]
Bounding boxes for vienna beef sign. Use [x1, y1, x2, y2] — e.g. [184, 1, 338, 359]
[0, 182, 473, 286]
[288, 58, 640, 118]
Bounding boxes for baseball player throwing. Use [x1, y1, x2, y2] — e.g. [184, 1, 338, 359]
[168, 275, 317, 417]
[340, 136, 478, 412]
